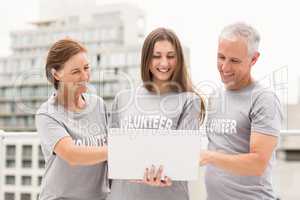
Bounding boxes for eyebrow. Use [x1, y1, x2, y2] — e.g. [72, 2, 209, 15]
[153, 51, 176, 54]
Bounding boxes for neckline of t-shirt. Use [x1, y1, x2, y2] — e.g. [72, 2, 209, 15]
[49, 92, 92, 116]
[137, 85, 179, 97]
[223, 80, 258, 94]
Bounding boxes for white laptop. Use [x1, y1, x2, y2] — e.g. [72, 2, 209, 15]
[108, 128, 203, 181]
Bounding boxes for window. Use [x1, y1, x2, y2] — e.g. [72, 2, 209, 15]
[22, 145, 32, 158]
[10, 102, 16, 113]
[0, 88, 4, 97]
[21, 176, 32, 186]
[4, 88, 15, 98]
[22, 160, 32, 168]
[20, 193, 31, 200]
[38, 160, 45, 168]
[6, 145, 16, 157]
[22, 145, 32, 168]
[4, 192, 15, 200]
[285, 150, 300, 161]
[6, 159, 16, 168]
[38, 176, 43, 186]
[6, 145, 16, 168]
[5, 175, 15, 185]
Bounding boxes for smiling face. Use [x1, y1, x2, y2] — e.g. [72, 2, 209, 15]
[217, 37, 259, 90]
[54, 52, 90, 95]
[149, 40, 177, 88]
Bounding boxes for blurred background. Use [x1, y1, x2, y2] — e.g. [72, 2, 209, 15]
[0, 0, 299, 199]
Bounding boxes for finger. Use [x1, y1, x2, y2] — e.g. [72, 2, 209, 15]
[143, 168, 149, 183]
[149, 165, 155, 182]
[161, 176, 172, 187]
[155, 165, 163, 184]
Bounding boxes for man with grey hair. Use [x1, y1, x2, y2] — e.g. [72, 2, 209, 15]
[200, 22, 282, 200]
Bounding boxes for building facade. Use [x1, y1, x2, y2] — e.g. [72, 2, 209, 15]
[0, 131, 44, 200]
[0, 3, 145, 131]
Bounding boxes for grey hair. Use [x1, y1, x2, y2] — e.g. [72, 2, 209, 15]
[219, 22, 260, 56]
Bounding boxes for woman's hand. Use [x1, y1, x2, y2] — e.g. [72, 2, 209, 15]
[130, 165, 172, 187]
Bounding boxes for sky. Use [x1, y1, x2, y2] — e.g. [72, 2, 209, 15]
[0, 0, 298, 103]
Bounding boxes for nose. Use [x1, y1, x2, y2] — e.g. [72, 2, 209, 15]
[160, 56, 168, 67]
[220, 60, 231, 72]
[80, 70, 90, 81]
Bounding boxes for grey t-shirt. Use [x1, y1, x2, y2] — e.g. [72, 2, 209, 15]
[35, 93, 109, 200]
[205, 82, 282, 200]
[107, 86, 202, 200]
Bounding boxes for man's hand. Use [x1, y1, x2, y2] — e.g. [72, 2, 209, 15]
[199, 150, 214, 166]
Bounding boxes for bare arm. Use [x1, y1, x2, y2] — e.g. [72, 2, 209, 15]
[54, 136, 107, 166]
[200, 132, 277, 176]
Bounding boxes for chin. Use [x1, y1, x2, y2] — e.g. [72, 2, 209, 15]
[223, 82, 237, 90]
[156, 75, 172, 81]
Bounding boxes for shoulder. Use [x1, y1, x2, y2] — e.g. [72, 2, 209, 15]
[113, 88, 140, 104]
[85, 93, 106, 106]
[250, 83, 280, 105]
[180, 91, 201, 104]
[36, 95, 57, 116]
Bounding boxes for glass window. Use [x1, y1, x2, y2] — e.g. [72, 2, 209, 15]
[22, 145, 32, 168]
[5, 175, 15, 185]
[38, 176, 43, 186]
[4, 192, 15, 200]
[6, 159, 15, 168]
[22, 160, 32, 168]
[20, 193, 31, 200]
[22, 145, 32, 158]
[6, 145, 16, 157]
[21, 176, 32, 186]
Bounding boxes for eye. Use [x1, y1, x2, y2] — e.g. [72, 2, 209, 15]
[231, 59, 241, 63]
[71, 70, 79, 74]
[84, 66, 90, 70]
[152, 55, 160, 59]
[167, 55, 175, 59]
[218, 55, 225, 60]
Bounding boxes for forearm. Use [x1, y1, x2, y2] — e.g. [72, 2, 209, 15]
[204, 151, 267, 176]
[66, 145, 108, 166]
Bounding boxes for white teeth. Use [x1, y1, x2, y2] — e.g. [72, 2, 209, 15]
[157, 68, 169, 73]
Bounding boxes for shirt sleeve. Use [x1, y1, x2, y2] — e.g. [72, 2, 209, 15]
[250, 91, 283, 137]
[177, 94, 203, 130]
[35, 114, 70, 159]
